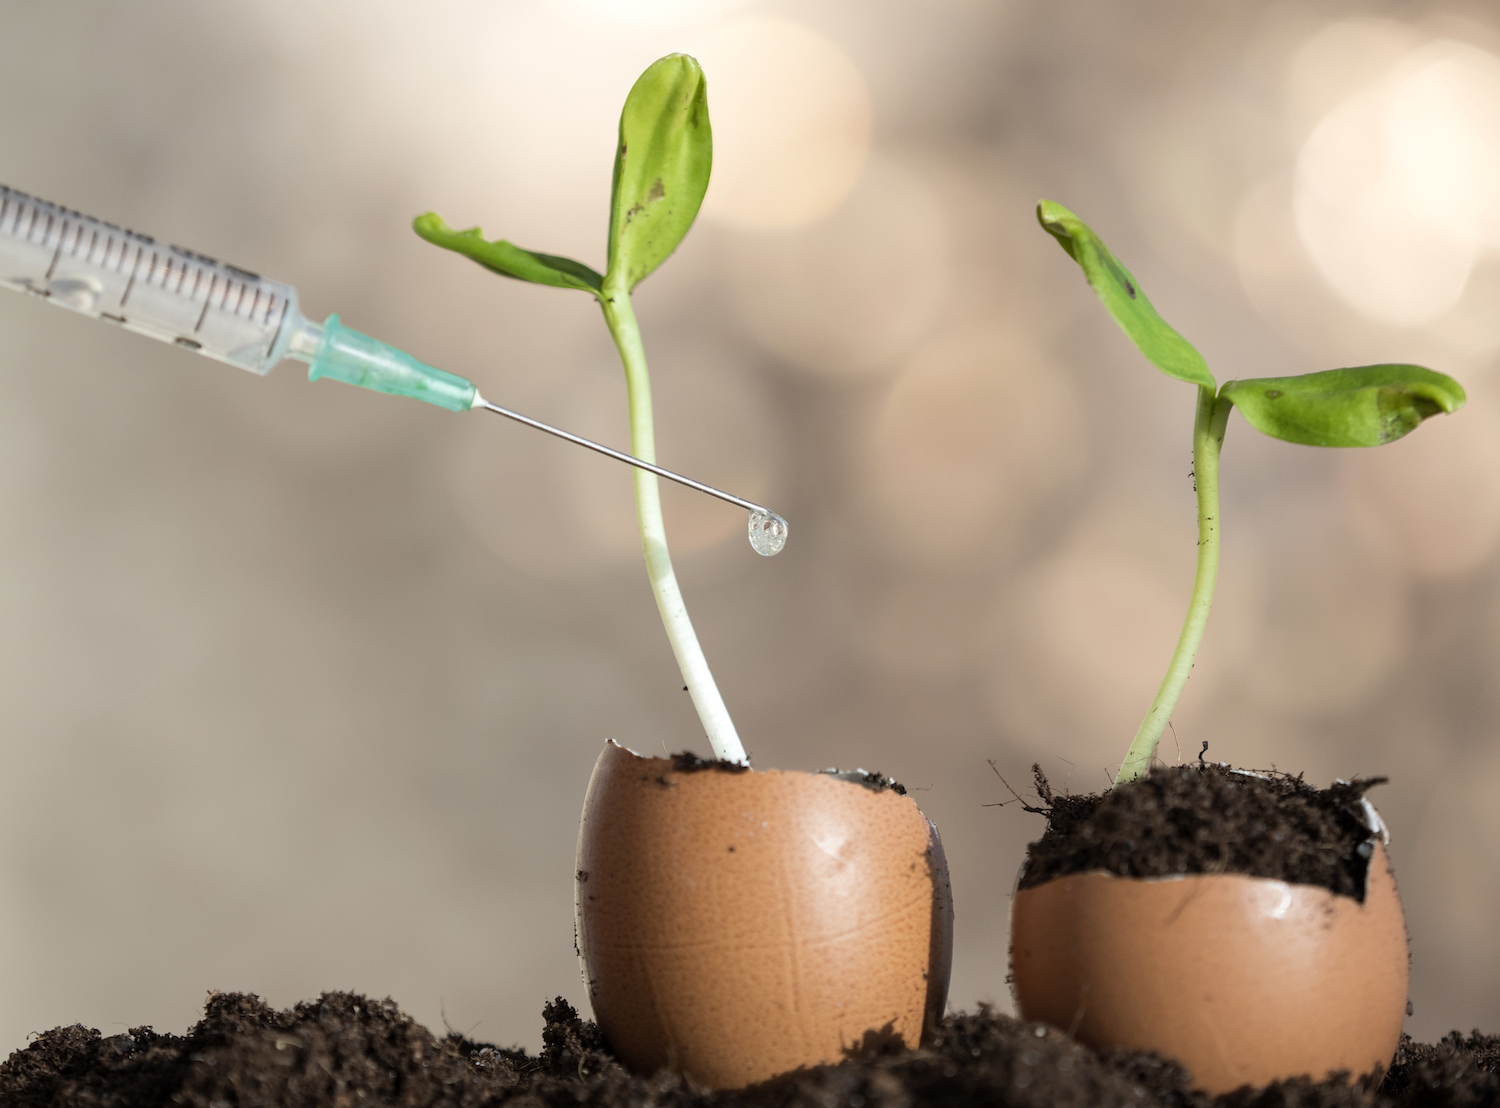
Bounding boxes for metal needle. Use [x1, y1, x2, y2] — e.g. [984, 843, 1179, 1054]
[472, 393, 779, 518]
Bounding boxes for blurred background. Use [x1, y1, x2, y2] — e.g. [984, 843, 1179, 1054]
[1, 0, 1499, 1056]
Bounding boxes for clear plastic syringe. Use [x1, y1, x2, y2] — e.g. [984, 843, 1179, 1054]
[0, 183, 787, 554]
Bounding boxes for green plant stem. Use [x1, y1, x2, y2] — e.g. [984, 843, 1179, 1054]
[600, 289, 748, 764]
[1115, 385, 1233, 784]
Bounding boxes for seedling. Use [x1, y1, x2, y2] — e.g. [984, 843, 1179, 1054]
[1039, 201, 1465, 785]
[414, 55, 752, 764]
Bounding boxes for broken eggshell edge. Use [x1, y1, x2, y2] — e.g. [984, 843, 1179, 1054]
[1009, 815, 1408, 1097]
[575, 739, 954, 1090]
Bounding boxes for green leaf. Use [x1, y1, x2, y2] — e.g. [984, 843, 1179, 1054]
[413, 212, 603, 296]
[1220, 365, 1466, 447]
[606, 54, 712, 293]
[1037, 200, 1215, 391]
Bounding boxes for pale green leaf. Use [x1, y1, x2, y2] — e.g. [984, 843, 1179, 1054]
[1037, 200, 1214, 391]
[413, 212, 602, 295]
[1221, 364, 1465, 447]
[605, 54, 712, 292]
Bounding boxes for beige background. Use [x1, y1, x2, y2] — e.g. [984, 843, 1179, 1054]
[1, 0, 1499, 1056]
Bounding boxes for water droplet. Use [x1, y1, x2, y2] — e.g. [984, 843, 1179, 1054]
[748, 509, 788, 556]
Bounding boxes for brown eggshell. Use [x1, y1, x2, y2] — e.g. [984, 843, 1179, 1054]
[1010, 844, 1408, 1095]
[575, 740, 953, 1090]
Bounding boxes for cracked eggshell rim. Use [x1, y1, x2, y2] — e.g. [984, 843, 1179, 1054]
[1009, 838, 1408, 1095]
[575, 739, 953, 1090]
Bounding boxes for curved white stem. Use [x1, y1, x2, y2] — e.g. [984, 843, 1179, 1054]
[601, 290, 747, 764]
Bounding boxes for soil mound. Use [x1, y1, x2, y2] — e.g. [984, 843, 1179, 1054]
[1015, 762, 1385, 898]
[3, 991, 1496, 1107]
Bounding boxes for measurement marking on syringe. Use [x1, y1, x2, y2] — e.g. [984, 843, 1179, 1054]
[266, 296, 290, 357]
[99, 230, 117, 272]
[44, 223, 63, 280]
[59, 221, 83, 276]
[171, 244, 219, 267]
[121, 244, 146, 307]
[4, 183, 345, 380]
[195, 274, 217, 332]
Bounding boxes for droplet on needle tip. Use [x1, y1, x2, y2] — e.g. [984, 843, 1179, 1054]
[748, 510, 788, 556]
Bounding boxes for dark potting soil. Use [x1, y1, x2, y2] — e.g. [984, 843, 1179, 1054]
[1014, 762, 1386, 899]
[815, 767, 907, 795]
[3, 991, 1496, 1108]
[669, 752, 751, 774]
[666, 751, 906, 795]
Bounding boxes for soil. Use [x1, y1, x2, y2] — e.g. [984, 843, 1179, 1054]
[668, 752, 751, 774]
[3, 990, 1496, 1107]
[1014, 762, 1386, 898]
[1, 763, 1477, 1106]
[815, 767, 907, 794]
[666, 752, 905, 795]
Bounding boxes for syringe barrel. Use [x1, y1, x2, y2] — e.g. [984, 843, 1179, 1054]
[0, 183, 301, 375]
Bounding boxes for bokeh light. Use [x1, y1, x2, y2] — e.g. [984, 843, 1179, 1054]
[574, 0, 753, 29]
[1406, 739, 1500, 1021]
[981, 489, 1265, 773]
[727, 154, 949, 377]
[861, 576, 983, 681]
[1342, 378, 1500, 580]
[1238, 492, 1407, 716]
[863, 323, 1085, 563]
[685, 16, 871, 231]
[1294, 34, 1500, 326]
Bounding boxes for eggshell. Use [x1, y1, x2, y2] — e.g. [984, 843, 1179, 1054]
[575, 740, 953, 1090]
[1009, 844, 1408, 1094]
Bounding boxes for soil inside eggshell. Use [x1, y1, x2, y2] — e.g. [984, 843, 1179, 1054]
[6, 990, 1499, 1108]
[666, 750, 908, 794]
[1016, 762, 1386, 897]
[666, 750, 752, 774]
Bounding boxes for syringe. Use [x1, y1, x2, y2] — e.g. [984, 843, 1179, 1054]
[0, 183, 788, 555]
